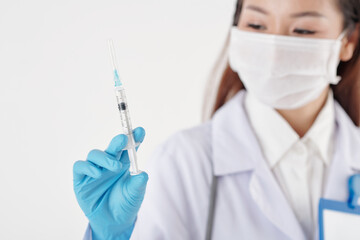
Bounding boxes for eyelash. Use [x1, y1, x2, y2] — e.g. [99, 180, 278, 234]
[293, 28, 316, 35]
[247, 23, 266, 30]
[246, 23, 317, 35]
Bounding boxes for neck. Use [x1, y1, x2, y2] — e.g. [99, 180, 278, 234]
[276, 87, 330, 138]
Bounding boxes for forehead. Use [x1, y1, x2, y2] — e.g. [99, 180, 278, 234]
[242, 0, 339, 14]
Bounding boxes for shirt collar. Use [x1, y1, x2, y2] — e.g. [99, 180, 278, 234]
[211, 89, 360, 176]
[244, 89, 335, 168]
[303, 89, 335, 165]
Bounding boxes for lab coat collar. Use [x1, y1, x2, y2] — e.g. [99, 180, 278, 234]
[323, 99, 360, 201]
[212, 90, 260, 176]
[333, 100, 360, 170]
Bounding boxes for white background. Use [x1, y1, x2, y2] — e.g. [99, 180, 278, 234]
[0, 0, 236, 239]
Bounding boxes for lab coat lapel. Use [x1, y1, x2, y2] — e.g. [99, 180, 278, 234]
[323, 101, 360, 200]
[212, 90, 306, 240]
[249, 159, 307, 239]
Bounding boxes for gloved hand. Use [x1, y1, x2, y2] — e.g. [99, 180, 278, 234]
[73, 127, 148, 240]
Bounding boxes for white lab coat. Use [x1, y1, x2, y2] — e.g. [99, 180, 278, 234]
[84, 90, 360, 240]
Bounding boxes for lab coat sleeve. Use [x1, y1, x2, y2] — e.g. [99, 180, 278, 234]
[130, 124, 213, 239]
[83, 224, 92, 240]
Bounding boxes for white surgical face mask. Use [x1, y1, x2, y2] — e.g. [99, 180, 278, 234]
[228, 27, 347, 109]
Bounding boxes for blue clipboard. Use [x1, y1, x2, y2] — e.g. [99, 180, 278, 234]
[319, 198, 360, 240]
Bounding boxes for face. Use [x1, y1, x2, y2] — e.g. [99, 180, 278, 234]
[237, 0, 358, 61]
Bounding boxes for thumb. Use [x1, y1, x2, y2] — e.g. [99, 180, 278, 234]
[126, 172, 149, 202]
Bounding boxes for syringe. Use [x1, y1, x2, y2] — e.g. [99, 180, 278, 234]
[108, 39, 141, 175]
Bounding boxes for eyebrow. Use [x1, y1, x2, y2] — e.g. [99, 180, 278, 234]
[290, 11, 325, 18]
[245, 5, 325, 18]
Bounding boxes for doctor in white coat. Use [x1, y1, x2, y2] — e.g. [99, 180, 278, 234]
[73, 0, 360, 239]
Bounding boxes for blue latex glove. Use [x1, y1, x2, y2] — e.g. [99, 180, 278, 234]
[73, 127, 148, 240]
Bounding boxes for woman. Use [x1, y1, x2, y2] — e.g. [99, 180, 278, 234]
[73, 0, 360, 239]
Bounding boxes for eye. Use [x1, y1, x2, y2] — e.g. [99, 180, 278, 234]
[247, 23, 266, 31]
[293, 28, 316, 35]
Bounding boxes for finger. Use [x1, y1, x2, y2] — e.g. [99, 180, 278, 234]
[73, 160, 102, 182]
[86, 149, 122, 172]
[133, 127, 145, 152]
[133, 127, 146, 143]
[105, 134, 128, 157]
[118, 128, 145, 164]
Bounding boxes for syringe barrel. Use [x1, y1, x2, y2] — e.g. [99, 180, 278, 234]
[115, 86, 133, 135]
[127, 145, 140, 175]
[114, 86, 141, 175]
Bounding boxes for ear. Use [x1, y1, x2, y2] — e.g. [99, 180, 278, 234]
[340, 23, 360, 62]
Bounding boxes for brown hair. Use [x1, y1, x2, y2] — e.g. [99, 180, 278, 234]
[211, 0, 360, 127]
